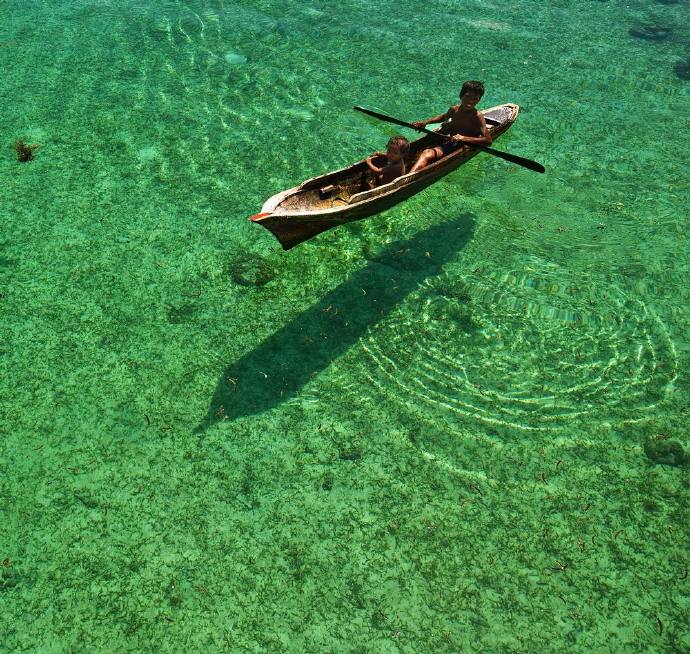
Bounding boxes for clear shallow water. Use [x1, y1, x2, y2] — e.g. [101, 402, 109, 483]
[1, 0, 689, 651]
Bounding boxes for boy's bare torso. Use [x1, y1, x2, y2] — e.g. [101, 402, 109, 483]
[440, 104, 482, 137]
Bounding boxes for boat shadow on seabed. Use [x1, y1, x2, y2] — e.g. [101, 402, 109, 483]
[195, 213, 476, 432]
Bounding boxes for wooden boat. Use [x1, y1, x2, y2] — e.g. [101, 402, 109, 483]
[250, 103, 520, 250]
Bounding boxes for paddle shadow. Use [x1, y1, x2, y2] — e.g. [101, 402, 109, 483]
[195, 214, 476, 432]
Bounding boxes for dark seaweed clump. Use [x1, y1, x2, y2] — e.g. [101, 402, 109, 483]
[628, 25, 672, 42]
[673, 58, 690, 80]
[14, 139, 40, 162]
[0, 561, 19, 590]
[643, 435, 687, 467]
[227, 255, 275, 287]
[166, 303, 198, 324]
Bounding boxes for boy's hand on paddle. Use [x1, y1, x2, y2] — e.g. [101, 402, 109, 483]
[412, 121, 426, 129]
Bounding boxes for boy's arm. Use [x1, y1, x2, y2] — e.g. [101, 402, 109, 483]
[412, 109, 449, 129]
[366, 153, 384, 174]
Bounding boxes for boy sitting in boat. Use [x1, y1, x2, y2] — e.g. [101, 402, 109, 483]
[410, 80, 492, 173]
[365, 135, 410, 188]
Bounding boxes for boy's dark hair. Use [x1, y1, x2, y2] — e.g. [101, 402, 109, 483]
[460, 80, 485, 98]
[387, 135, 410, 153]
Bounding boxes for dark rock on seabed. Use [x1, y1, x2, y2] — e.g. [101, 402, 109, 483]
[643, 436, 687, 466]
[628, 25, 673, 41]
[673, 58, 690, 80]
[227, 254, 275, 287]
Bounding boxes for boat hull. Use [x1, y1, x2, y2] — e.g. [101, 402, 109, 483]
[251, 103, 519, 249]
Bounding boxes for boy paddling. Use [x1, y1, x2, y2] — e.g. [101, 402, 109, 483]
[410, 80, 492, 173]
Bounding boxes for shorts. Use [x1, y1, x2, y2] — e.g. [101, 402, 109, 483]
[438, 139, 461, 157]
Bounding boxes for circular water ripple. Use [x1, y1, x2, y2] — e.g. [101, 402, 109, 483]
[358, 265, 678, 434]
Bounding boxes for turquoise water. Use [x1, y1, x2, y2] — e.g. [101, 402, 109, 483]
[1, 0, 689, 651]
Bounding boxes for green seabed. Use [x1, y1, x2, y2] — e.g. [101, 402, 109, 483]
[1, 0, 689, 651]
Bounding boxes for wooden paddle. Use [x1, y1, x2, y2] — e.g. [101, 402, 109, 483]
[354, 105, 545, 173]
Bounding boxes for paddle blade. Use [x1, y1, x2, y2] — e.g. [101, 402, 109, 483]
[478, 145, 546, 173]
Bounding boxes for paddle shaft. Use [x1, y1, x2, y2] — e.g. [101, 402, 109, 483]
[353, 105, 545, 173]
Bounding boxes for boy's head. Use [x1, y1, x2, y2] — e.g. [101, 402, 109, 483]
[386, 135, 410, 160]
[459, 80, 485, 101]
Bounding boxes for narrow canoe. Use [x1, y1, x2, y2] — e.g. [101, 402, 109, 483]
[250, 103, 520, 250]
